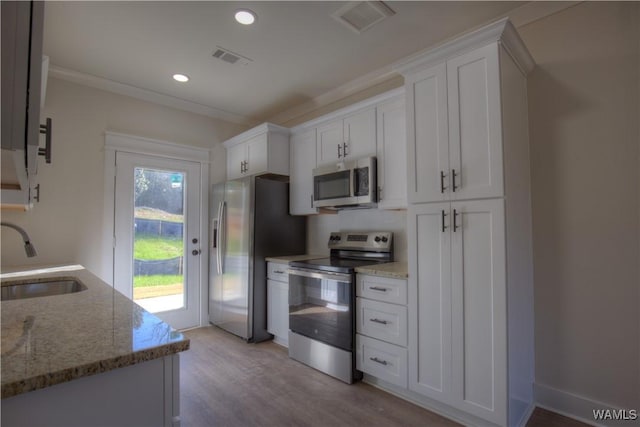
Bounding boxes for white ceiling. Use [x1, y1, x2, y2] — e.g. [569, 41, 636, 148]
[43, 1, 563, 126]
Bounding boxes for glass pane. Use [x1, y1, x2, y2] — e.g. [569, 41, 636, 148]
[315, 170, 350, 200]
[132, 168, 185, 313]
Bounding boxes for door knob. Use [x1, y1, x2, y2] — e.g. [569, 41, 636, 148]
[192, 238, 198, 244]
[192, 249, 201, 256]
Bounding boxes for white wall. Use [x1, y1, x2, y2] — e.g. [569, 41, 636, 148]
[518, 1, 639, 417]
[1, 77, 246, 274]
[307, 210, 407, 262]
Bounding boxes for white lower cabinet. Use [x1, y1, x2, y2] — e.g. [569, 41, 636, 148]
[356, 334, 408, 388]
[408, 199, 507, 424]
[355, 274, 408, 389]
[267, 262, 289, 347]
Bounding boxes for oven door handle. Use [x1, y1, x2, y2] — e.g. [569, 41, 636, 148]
[288, 268, 351, 283]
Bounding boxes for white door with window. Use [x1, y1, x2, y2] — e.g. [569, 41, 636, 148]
[113, 151, 202, 330]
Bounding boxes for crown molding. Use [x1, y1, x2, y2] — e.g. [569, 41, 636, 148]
[222, 122, 290, 148]
[394, 18, 535, 76]
[48, 65, 255, 126]
[266, 64, 399, 127]
[267, 2, 578, 126]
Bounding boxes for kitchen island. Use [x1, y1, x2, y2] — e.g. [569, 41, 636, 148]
[1, 265, 189, 427]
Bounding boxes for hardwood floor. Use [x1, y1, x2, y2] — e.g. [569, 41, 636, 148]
[180, 326, 459, 426]
[526, 408, 592, 427]
[181, 326, 589, 427]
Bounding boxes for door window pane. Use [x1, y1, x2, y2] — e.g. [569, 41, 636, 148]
[132, 168, 185, 313]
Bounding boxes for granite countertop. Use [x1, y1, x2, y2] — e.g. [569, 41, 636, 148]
[265, 254, 325, 263]
[355, 261, 409, 279]
[0, 265, 189, 399]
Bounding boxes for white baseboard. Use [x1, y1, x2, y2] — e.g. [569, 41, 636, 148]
[515, 402, 536, 427]
[535, 383, 639, 427]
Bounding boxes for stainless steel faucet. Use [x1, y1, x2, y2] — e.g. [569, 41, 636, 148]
[1, 222, 37, 257]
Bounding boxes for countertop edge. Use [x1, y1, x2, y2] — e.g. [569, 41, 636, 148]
[354, 262, 409, 279]
[1, 340, 190, 399]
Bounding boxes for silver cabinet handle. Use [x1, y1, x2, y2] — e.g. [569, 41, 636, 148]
[370, 357, 388, 366]
[343, 142, 348, 157]
[452, 168, 458, 192]
[274, 270, 285, 274]
[453, 208, 460, 232]
[370, 318, 389, 325]
[310, 194, 314, 209]
[369, 286, 388, 292]
[244, 160, 248, 173]
[441, 210, 448, 233]
[337, 144, 342, 158]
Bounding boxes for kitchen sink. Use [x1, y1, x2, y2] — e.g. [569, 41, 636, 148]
[1, 279, 87, 301]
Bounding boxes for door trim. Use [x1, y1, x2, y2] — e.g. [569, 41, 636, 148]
[103, 132, 210, 327]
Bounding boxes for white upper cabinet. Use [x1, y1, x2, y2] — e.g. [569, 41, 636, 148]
[401, 39, 512, 204]
[223, 123, 289, 181]
[316, 107, 376, 166]
[447, 44, 503, 201]
[405, 63, 449, 204]
[289, 88, 405, 215]
[289, 128, 317, 215]
[376, 96, 407, 209]
[1, 1, 47, 210]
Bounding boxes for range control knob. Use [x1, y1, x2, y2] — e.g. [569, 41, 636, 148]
[381, 236, 388, 243]
[374, 236, 381, 243]
[336, 235, 341, 241]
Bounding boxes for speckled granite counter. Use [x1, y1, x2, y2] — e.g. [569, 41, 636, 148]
[265, 254, 325, 263]
[355, 261, 408, 279]
[1, 265, 189, 399]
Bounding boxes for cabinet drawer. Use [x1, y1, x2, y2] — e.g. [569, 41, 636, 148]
[356, 334, 408, 388]
[357, 274, 407, 305]
[267, 262, 289, 282]
[356, 298, 407, 347]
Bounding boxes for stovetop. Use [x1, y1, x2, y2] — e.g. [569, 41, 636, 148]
[290, 257, 387, 274]
[290, 231, 394, 274]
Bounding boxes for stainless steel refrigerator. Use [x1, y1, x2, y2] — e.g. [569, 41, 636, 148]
[209, 175, 306, 342]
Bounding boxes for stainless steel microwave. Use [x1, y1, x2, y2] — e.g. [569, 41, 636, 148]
[312, 156, 377, 209]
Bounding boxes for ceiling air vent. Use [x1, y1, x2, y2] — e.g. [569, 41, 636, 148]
[211, 46, 252, 66]
[332, 1, 395, 34]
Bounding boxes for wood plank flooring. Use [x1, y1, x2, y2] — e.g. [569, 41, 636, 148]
[180, 326, 459, 426]
[181, 326, 589, 427]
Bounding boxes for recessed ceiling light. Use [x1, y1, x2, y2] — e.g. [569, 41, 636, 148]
[172, 74, 189, 83]
[235, 9, 256, 25]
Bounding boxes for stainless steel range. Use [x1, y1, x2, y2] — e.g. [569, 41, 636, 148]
[288, 231, 393, 384]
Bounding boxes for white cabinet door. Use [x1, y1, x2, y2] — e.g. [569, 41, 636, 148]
[289, 129, 317, 215]
[316, 118, 343, 166]
[376, 97, 407, 209]
[245, 133, 268, 176]
[267, 278, 289, 347]
[343, 107, 376, 160]
[450, 198, 506, 424]
[406, 62, 449, 204]
[447, 43, 503, 201]
[407, 202, 452, 402]
[226, 143, 246, 180]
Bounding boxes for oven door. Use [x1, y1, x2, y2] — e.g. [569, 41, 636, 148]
[288, 267, 354, 351]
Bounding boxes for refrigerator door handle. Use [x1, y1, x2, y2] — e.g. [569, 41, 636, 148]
[218, 201, 226, 274]
[216, 201, 224, 275]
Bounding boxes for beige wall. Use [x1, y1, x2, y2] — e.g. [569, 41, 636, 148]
[519, 1, 639, 411]
[1, 77, 245, 274]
